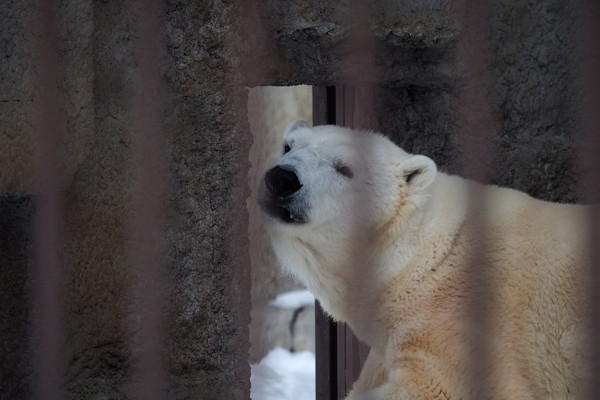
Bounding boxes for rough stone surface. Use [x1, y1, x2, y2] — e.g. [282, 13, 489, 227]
[376, 1, 581, 203]
[2, 0, 252, 398]
[488, 0, 581, 202]
[241, 0, 460, 86]
[61, 2, 134, 398]
[0, 0, 94, 191]
[162, 1, 251, 399]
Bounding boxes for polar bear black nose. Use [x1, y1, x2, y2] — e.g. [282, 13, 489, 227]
[265, 166, 302, 198]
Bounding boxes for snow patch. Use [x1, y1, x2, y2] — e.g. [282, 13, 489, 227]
[250, 347, 315, 400]
[270, 289, 315, 310]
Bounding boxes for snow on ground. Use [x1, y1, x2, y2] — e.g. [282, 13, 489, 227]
[251, 289, 316, 400]
[270, 289, 315, 309]
[250, 347, 316, 400]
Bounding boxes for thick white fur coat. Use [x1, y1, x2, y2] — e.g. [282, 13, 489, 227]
[260, 121, 591, 399]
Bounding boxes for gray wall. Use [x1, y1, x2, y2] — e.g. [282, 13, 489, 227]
[2, 1, 251, 398]
[0, 0, 583, 399]
[377, 0, 581, 203]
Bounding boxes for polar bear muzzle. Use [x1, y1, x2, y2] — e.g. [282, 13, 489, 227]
[265, 166, 302, 198]
[259, 166, 307, 223]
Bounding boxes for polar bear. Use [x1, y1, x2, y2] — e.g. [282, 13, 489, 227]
[258, 120, 591, 399]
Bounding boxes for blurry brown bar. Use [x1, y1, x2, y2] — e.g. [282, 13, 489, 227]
[332, 1, 381, 398]
[581, 1, 600, 397]
[313, 86, 340, 400]
[334, 85, 374, 400]
[32, 0, 64, 398]
[453, 0, 495, 398]
[314, 83, 376, 400]
[128, 1, 168, 398]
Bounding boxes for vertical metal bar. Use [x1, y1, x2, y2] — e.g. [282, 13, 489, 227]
[32, 1, 64, 399]
[313, 86, 336, 126]
[453, 0, 495, 398]
[580, 1, 600, 396]
[337, 322, 366, 398]
[454, 0, 495, 183]
[335, 84, 372, 398]
[336, 323, 348, 399]
[314, 300, 339, 400]
[128, 1, 167, 398]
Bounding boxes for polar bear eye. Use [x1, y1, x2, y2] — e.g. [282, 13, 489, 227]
[335, 164, 353, 178]
[283, 144, 291, 154]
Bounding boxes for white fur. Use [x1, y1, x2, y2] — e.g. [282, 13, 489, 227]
[260, 121, 591, 399]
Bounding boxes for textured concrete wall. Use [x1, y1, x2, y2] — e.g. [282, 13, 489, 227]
[378, 0, 581, 203]
[162, 1, 251, 398]
[0, 0, 583, 399]
[2, 0, 251, 399]
[239, 0, 460, 86]
[0, 0, 94, 191]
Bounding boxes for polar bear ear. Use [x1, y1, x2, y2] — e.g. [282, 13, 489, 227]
[284, 120, 309, 136]
[399, 155, 437, 193]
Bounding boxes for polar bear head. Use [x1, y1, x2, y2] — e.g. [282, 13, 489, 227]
[259, 121, 437, 236]
[258, 121, 438, 314]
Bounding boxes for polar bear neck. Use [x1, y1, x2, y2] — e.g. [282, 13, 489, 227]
[270, 226, 364, 318]
[268, 171, 474, 352]
[276, 172, 472, 352]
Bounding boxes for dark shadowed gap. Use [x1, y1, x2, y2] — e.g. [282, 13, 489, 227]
[32, 1, 65, 398]
[580, 1, 600, 396]
[314, 300, 339, 400]
[127, 1, 168, 398]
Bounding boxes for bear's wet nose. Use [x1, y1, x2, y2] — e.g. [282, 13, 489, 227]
[265, 166, 302, 198]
